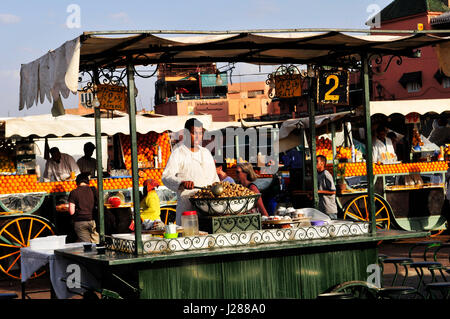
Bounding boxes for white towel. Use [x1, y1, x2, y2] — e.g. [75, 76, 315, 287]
[19, 59, 39, 110]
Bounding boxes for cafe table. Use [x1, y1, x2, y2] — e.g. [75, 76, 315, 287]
[20, 242, 100, 299]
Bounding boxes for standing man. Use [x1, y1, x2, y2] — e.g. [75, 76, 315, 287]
[68, 173, 99, 243]
[77, 142, 97, 177]
[316, 155, 338, 220]
[43, 147, 80, 182]
[162, 118, 219, 225]
[372, 125, 397, 164]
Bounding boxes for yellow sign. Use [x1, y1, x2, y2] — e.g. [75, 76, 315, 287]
[97, 84, 127, 111]
[275, 74, 302, 98]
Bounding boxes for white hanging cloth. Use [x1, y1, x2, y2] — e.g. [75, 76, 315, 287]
[19, 37, 80, 110]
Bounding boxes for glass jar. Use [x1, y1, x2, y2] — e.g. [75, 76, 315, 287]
[181, 211, 199, 236]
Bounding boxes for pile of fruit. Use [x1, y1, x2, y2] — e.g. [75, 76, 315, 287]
[120, 132, 171, 170]
[0, 154, 16, 173]
[191, 181, 255, 199]
[0, 167, 168, 195]
[315, 137, 352, 161]
[412, 128, 424, 148]
[445, 144, 450, 157]
[316, 137, 333, 161]
[336, 146, 352, 160]
[337, 161, 449, 177]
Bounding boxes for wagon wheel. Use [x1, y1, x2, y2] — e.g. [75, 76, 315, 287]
[429, 229, 445, 237]
[160, 207, 176, 225]
[0, 216, 55, 280]
[328, 280, 379, 299]
[343, 194, 391, 230]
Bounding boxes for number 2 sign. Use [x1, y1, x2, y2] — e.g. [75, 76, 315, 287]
[317, 70, 349, 105]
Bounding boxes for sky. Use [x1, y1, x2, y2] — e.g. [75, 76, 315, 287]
[0, 0, 393, 117]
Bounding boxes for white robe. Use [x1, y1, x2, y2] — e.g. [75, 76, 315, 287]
[43, 153, 80, 182]
[162, 144, 219, 225]
[372, 137, 397, 164]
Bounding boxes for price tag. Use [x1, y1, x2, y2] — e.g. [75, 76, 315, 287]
[96, 84, 127, 111]
[317, 70, 349, 105]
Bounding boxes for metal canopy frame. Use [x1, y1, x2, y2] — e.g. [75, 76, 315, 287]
[24, 28, 450, 255]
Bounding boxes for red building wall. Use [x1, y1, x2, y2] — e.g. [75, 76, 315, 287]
[372, 12, 450, 101]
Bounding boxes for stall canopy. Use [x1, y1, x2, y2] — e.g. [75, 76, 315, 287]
[370, 98, 450, 116]
[19, 30, 450, 110]
[1, 114, 238, 138]
[279, 111, 352, 139]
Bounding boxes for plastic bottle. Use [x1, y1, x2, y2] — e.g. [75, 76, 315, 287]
[181, 211, 199, 236]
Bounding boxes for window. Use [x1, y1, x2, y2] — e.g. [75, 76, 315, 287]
[443, 77, 450, 89]
[406, 82, 421, 93]
[399, 71, 422, 93]
[247, 90, 265, 98]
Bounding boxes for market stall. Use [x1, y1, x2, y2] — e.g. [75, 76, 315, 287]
[18, 29, 449, 298]
[0, 112, 232, 279]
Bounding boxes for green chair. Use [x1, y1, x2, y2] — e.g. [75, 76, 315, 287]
[425, 282, 450, 299]
[376, 286, 422, 299]
[409, 261, 447, 292]
[382, 257, 413, 287]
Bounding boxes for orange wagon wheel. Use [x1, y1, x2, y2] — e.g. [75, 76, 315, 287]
[343, 194, 391, 230]
[160, 207, 177, 225]
[0, 216, 55, 280]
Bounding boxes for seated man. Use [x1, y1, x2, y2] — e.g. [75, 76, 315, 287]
[215, 162, 235, 183]
[43, 147, 80, 182]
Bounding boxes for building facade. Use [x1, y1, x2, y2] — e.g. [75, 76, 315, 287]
[371, 0, 450, 101]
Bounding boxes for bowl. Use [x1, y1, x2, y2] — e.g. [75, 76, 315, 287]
[163, 232, 179, 239]
[189, 194, 261, 216]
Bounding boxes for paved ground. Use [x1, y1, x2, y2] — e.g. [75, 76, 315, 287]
[0, 233, 448, 299]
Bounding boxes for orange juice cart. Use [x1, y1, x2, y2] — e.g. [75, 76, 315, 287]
[0, 115, 185, 279]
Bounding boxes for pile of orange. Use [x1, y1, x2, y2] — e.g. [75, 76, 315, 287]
[316, 137, 333, 161]
[120, 132, 171, 170]
[315, 137, 352, 161]
[0, 154, 16, 173]
[0, 174, 38, 194]
[336, 146, 352, 160]
[336, 161, 449, 177]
